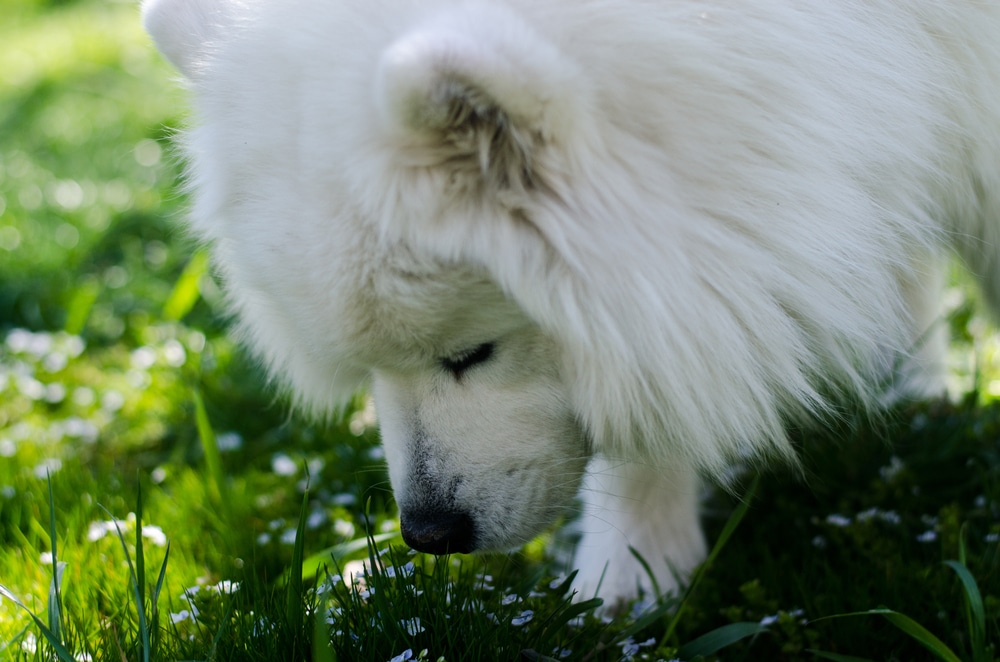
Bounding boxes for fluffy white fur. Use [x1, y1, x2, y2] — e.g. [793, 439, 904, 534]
[143, 0, 1000, 605]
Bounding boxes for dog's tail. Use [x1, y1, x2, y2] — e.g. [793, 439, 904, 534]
[374, 5, 589, 189]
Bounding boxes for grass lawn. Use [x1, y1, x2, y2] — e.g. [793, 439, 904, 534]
[1, 1, 998, 660]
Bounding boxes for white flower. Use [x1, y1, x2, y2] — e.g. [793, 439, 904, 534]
[87, 520, 117, 542]
[331, 493, 357, 506]
[216, 431, 244, 452]
[879, 456, 905, 481]
[400, 617, 425, 635]
[388, 650, 413, 662]
[271, 453, 298, 476]
[620, 637, 640, 658]
[33, 458, 63, 479]
[385, 562, 415, 579]
[170, 609, 197, 625]
[210, 580, 240, 594]
[142, 526, 168, 547]
[333, 519, 355, 538]
[280, 528, 298, 545]
[307, 509, 327, 530]
[511, 610, 534, 626]
[825, 514, 851, 527]
[917, 530, 938, 543]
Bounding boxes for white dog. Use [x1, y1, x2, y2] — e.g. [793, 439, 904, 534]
[143, 0, 1000, 605]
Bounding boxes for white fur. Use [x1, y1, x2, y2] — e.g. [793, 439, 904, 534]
[144, 0, 1000, 605]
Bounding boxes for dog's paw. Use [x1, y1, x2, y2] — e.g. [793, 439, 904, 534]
[569, 458, 707, 610]
[571, 518, 706, 611]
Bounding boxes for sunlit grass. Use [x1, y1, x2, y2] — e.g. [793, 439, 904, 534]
[1, 0, 999, 659]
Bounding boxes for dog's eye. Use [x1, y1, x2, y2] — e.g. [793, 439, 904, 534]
[440, 342, 495, 379]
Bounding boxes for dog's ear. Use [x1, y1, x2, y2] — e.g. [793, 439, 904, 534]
[374, 6, 586, 191]
[142, 0, 237, 78]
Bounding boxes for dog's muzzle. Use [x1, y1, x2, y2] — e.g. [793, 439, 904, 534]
[400, 508, 477, 555]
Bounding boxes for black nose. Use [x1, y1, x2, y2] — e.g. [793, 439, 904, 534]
[400, 509, 477, 555]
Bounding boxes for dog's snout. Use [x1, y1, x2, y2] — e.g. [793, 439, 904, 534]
[400, 509, 477, 555]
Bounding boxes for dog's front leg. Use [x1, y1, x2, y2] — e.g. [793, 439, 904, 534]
[571, 457, 707, 610]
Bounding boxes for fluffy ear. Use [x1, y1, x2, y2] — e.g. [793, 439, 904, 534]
[374, 5, 587, 190]
[142, 0, 237, 77]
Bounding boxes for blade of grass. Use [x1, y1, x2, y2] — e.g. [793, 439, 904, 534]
[662, 475, 758, 646]
[151, 541, 171, 656]
[313, 598, 336, 662]
[285, 486, 310, 643]
[943, 560, 986, 660]
[807, 650, 878, 662]
[206, 599, 235, 661]
[1, 625, 30, 655]
[46, 562, 67, 651]
[163, 249, 209, 321]
[531, 596, 604, 655]
[193, 389, 231, 524]
[815, 609, 962, 662]
[99, 504, 151, 662]
[63, 275, 100, 335]
[628, 545, 661, 599]
[676, 621, 769, 658]
[300, 533, 398, 581]
[135, 480, 147, 656]
[0, 584, 76, 662]
[45, 475, 65, 646]
[616, 599, 678, 642]
[878, 610, 962, 662]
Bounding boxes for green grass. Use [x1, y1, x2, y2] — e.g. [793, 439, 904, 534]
[1, 1, 998, 660]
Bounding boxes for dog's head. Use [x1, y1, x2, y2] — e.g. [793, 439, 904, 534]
[368, 284, 590, 553]
[144, 0, 856, 552]
[143, 0, 605, 553]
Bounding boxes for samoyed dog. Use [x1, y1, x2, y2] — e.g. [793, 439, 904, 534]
[143, 0, 1000, 605]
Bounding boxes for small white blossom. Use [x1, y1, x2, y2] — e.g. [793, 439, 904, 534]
[385, 562, 415, 579]
[142, 526, 168, 547]
[511, 610, 534, 626]
[210, 580, 240, 594]
[825, 514, 851, 527]
[216, 431, 244, 452]
[170, 609, 197, 625]
[272, 453, 298, 476]
[400, 617, 425, 635]
[879, 456, 905, 481]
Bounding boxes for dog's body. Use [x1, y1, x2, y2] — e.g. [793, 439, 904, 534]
[144, 0, 1000, 604]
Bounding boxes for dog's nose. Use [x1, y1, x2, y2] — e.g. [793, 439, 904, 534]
[400, 509, 477, 555]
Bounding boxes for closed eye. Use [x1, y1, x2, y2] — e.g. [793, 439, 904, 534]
[440, 342, 495, 380]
